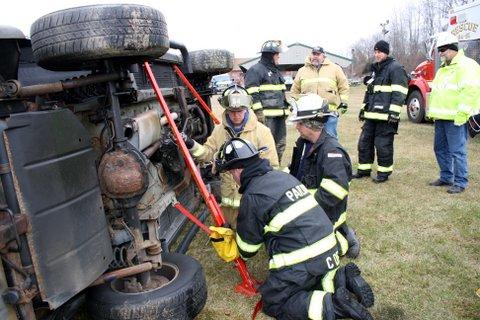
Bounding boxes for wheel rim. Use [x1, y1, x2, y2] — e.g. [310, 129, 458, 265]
[408, 98, 421, 119]
[110, 262, 179, 294]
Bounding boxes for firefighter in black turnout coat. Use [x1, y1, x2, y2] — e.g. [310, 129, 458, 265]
[288, 94, 360, 259]
[354, 40, 408, 182]
[216, 137, 374, 320]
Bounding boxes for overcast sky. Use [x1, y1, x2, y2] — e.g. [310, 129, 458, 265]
[2, 0, 416, 58]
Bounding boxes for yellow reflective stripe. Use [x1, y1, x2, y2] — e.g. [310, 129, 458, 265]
[328, 103, 337, 111]
[357, 163, 372, 170]
[282, 166, 290, 173]
[301, 77, 337, 87]
[373, 85, 392, 92]
[263, 109, 290, 117]
[264, 196, 318, 234]
[391, 84, 408, 95]
[377, 165, 393, 173]
[259, 84, 286, 91]
[191, 142, 205, 157]
[246, 87, 259, 94]
[333, 212, 347, 230]
[321, 268, 338, 293]
[269, 233, 337, 269]
[236, 233, 262, 253]
[335, 231, 349, 256]
[251, 102, 263, 110]
[308, 189, 316, 196]
[308, 291, 327, 320]
[364, 111, 388, 120]
[389, 104, 402, 113]
[320, 179, 348, 200]
[221, 197, 240, 208]
[340, 94, 349, 101]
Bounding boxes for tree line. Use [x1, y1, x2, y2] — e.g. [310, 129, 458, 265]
[350, 0, 474, 76]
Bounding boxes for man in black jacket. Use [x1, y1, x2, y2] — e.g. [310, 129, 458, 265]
[288, 94, 360, 259]
[216, 137, 374, 320]
[245, 40, 289, 162]
[354, 40, 408, 183]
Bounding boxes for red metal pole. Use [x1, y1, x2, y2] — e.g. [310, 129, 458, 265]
[174, 202, 212, 235]
[172, 64, 221, 125]
[144, 62, 257, 296]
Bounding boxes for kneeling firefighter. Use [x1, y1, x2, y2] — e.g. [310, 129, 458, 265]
[181, 85, 278, 228]
[288, 94, 360, 259]
[216, 137, 374, 320]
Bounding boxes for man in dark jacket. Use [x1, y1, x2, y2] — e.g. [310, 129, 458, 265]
[288, 94, 360, 259]
[216, 137, 374, 320]
[245, 40, 289, 162]
[354, 40, 408, 183]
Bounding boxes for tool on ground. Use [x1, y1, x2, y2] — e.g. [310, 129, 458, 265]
[144, 61, 257, 296]
[173, 64, 221, 125]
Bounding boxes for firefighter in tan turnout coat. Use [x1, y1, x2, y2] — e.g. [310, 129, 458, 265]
[182, 85, 278, 227]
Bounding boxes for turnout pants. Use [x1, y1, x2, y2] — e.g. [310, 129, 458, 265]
[357, 120, 397, 176]
[260, 256, 338, 320]
[265, 116, 287, 163]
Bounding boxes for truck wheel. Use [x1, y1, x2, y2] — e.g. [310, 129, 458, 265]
[30, 4, 169, 71]
[406, 90, 426, 123]
[86, 253, 207, 320]
[190, 49, 234, 74]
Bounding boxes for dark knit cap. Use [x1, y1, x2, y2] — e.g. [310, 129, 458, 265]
[438, 43, 458, 52]
[374, 40, 390, 55]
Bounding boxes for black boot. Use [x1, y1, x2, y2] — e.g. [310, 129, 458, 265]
[372, 173, 389, 183]
[352, 170, 370, 179]
[334, 263, 374, 308]
[341, 225, 360, 258]
[332, 287, 373, 320]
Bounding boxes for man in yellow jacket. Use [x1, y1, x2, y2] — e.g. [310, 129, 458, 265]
[183, 85, 279, 227]
[427, 32, 480, 194]
[291, 46, 350, 138]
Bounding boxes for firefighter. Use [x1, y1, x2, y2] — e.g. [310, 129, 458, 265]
[427, 32, 480, 193]
[245, 40, 289, 162]
[182, 85, 278, 227]
[354, 40, 408, 183]
[287, 94, 360, 259]
[216, 137, 374, 320]
[291, 46, 350, 138]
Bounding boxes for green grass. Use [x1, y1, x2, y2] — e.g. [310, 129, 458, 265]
[188, 86, 480, 319]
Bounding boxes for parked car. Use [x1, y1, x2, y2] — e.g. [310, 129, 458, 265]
[283, 75, 294, 91]
[210, 73, 234, 94]
[0, 4, 234, 320]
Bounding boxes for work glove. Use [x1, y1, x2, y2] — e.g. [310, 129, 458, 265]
[358, 109, 365, 122]
[172, 132, 195, 149]
[209, 226, 239, 262]
[387, 113, 400, 125]
[454, 111, 469, 126]
[468, 114, 480, 138]
[338, 102, 348, 115]
[254, 109, 265, 124]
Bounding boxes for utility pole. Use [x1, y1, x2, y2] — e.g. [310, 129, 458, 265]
[380, 20, 390, 36]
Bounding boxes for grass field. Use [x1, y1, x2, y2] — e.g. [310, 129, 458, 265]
[188, 86, 480, 320]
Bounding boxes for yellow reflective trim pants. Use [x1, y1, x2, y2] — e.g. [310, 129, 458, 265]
[357, 119, 397, 177]
[259, 248, 339, 319]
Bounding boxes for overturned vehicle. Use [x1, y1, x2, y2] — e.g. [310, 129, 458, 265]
[0, 4, 234, 320]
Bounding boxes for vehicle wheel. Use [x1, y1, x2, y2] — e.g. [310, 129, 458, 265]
[406, 90, 426, 123]
[30, 4, 169, 71]
[190, 49, 234, 74]
[86, 253, 207, 320]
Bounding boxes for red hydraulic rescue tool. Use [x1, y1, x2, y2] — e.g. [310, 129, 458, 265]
[172, 64, 221, 125]
[144, 62, 257, 297]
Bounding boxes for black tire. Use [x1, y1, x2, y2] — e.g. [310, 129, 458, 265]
[86, 253, 207, 320]
[406, 90, 426, 123]
[30, 4, 169, 71]
[190, 49, 234, 74]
